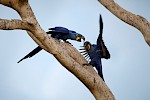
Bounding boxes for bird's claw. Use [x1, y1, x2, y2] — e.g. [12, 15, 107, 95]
[82, 63, 90, 66]
[65, 41, 73, 46]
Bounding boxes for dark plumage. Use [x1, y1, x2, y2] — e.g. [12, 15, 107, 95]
[17, 46, 42, 63]
[47, 27, 85, 42]
[18, 27, 85, 63]
[80, 15, 110, 81]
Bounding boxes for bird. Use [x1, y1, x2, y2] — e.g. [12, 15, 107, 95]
[48, 27, 85, 42]
[17, 27, 85, 63]
[80, 15, 110, 81]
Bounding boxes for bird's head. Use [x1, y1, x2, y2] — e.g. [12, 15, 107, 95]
[75, 33, 85, 42]
[83, 41, 91, 51]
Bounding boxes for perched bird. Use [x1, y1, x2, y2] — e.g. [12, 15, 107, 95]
[80, 15, 110, 81]
[17, 27, 85, 63]
[48, 27, 85, 42]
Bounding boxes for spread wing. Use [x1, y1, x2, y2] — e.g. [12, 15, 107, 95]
[97, 14, 110, 59]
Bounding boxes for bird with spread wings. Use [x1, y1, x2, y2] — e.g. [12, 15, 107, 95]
[80, 15, 110, 81]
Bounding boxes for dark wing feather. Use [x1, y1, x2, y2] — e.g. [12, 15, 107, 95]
[100, 39, 110, 59]
[17, 46, 42, 63]
[46, 31, 57, 35]
[48, 27, 69, 34]
[97, 14, 110, 59]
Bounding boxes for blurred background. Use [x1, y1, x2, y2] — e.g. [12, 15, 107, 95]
[0, 0, 150, 100]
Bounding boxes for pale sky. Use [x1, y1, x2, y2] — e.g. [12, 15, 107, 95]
[0, 0, 150, 100]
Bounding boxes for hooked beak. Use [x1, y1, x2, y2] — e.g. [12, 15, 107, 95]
[82, 36, 85, 41]
[76, 35, 85, 42]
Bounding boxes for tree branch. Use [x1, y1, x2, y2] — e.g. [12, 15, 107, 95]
[0, 1, 115, 100]
[0, 19, 32, 30]
[0, 18, 46, 50]
[98, 0, 150, 46]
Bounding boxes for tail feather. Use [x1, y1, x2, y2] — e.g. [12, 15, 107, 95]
[97, 65, 105, 81]
[17, 46, 42, 63]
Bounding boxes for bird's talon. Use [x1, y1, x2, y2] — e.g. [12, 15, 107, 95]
[82, 63, 90, 66]
[65, 41, 73, 46]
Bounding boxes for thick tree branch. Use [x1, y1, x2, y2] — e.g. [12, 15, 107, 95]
[98, 0, 150, 46]
[0, 19, 33, 30]
[0, 0, 115, 100]
[0, 18, 47, 51]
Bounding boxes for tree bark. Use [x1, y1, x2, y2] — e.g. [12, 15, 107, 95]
[97, 0, 150, 46]
[0, 0, 115, 100]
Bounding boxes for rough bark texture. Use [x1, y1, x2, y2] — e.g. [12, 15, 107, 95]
[0, 0, 115, 100]
[97, 0, 150, 46]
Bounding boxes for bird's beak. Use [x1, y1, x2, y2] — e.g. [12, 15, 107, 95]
[82, 36, 85, 41]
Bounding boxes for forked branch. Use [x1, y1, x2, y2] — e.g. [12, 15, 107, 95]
[0, 0, 115, 100]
